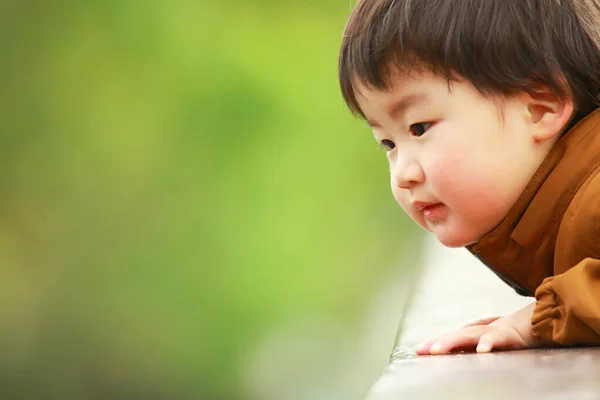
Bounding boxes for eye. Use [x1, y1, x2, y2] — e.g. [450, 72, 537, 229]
[379, 139, 396, 151]
[409, 122, 432, 137]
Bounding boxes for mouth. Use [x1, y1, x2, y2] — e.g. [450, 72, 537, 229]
[413, 201, 440, 210]
[413, 202, 446, 220]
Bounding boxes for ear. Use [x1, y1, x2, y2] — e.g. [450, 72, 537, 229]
[525, 85, 574, 143]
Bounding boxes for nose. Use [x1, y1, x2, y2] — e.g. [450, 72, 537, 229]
[392, 151, 425, 189]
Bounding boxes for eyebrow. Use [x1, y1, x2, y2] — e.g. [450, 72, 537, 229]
[366, 92, 430, 128]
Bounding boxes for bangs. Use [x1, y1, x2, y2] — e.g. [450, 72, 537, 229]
[338, 0, 597, 119]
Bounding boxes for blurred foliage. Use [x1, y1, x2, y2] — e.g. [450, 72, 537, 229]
[0, 1, 419, 398]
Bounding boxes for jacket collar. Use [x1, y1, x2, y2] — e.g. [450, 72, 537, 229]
[466, 108, 600, 289]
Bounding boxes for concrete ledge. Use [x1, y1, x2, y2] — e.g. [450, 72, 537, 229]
[368, 347, 600, 399]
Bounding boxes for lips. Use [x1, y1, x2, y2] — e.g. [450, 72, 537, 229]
[412, 201, 440, 211]
[413, 201, 446, 220]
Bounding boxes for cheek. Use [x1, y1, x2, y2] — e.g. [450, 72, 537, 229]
[427, 151, 508, 217]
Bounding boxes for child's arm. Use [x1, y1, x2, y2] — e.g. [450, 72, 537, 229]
[532, 258, 600, 345]
[416, 259, 600, 355]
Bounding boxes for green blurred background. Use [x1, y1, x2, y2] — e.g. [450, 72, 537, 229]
[0, 1, 420, 398]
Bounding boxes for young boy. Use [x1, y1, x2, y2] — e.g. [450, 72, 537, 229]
[338, 0, 600, 355]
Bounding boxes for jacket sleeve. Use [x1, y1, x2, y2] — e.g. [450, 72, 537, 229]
[531, 169, 600, 346]
[532, 258, 600, 346]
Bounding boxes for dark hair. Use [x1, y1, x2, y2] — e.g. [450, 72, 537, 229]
[339, 0, 600, 118]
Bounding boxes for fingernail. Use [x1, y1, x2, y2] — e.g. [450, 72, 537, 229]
[430, 343, 443, 354]
[477, 343, 491, 353]
[415, 343, 426, 352]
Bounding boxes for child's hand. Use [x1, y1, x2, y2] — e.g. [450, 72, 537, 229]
[414, 302, 537, 355]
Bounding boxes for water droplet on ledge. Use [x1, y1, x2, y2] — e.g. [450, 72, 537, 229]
[389, 345, 417, 362]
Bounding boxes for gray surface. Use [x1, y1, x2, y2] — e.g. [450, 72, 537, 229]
[369, 347, 600, 399]
[368, 235, 600, 400]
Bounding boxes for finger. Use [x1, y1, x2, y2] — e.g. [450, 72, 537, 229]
[461, 316, 502, 328]
[415, 318, 500, 355]
[476, 328, 526, 353]
[415, 330, 460, 355]
[415, 336, 444, 355]
[429, 326, 489, 355]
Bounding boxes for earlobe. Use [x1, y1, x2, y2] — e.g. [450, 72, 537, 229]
[527, 88, 574, 142]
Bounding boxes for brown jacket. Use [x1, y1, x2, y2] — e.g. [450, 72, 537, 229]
[466, 107, 600, 346]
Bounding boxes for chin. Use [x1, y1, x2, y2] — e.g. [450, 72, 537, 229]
[434, 230, 477, 248]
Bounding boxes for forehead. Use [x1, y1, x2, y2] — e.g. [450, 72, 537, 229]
[354, 71, 451, 121]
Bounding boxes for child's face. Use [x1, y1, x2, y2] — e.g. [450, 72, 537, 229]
[355, 71, 553, 247]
